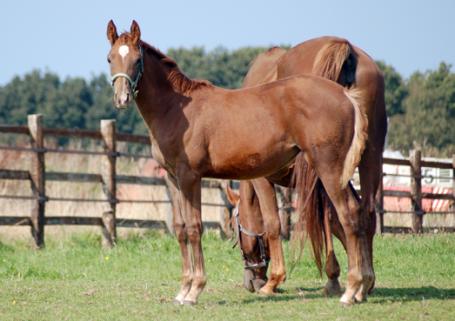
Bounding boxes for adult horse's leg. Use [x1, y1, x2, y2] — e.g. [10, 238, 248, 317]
[251, 178, 286, 295]
[357, 87, 387, 295]
[357, 144, 382, 298]
[175, 170, 206, 305]
[277, 186, 292, 240]
[167, 174, 193, 304]
[316, 167, 373, 305]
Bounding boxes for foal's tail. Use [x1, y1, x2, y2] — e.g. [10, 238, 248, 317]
[341, 88, 368, 189]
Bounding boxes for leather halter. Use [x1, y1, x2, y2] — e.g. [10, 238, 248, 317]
[111, 46, 144, 98]
[233, 206, 269, 270]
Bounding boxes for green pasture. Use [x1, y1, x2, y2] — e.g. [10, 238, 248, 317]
[0, 231, 454, 321]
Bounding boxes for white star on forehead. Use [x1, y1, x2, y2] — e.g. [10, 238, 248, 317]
[118, 45, 129, 58]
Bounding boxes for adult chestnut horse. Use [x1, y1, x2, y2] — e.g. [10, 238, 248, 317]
[233, 38, 387, 299]
[106, 20, 369, 305]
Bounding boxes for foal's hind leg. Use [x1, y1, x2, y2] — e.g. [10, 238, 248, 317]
[251, 178, 286, 295]
[321, 193, 342, 296]
[316, 169, 373, 305]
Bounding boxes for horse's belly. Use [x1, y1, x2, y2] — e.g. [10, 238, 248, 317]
[204, 145, 299, 180]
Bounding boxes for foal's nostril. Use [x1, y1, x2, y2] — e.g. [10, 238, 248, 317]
[119, 92, 130, 105]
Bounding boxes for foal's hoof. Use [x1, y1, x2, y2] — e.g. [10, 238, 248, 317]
[182, 299, 196, 305]
[354, 288, 367, 303]
[173, 298, 184, 305]
[258, 286, 275, 296]
[251, 279, 267, 293]
[339, 294, 355, 306]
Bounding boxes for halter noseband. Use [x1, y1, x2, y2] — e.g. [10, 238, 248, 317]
[233, 206, 269, 270]
[111, 46, 144, 98]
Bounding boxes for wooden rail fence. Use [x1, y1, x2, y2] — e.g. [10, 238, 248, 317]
[0, 115, 234, 248]
[0, 114, 454, 247]
[379, 151, 455, 233]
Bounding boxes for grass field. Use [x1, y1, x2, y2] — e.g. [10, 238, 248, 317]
[1, 232, 454, 321]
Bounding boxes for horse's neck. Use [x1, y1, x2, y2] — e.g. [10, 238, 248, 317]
[134, 57, 195, 171]
[135, 56, 181, 122]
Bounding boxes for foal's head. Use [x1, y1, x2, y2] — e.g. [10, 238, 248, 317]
[106, 20, 143, 108]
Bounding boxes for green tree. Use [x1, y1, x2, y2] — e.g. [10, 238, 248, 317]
[388, 63, 455, 156]
[376, 61, 408, 116]
[168, 46, 267, 88]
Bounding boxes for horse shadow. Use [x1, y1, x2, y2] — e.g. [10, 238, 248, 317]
[241, 286, 455, 304]
[370, 286, 455, 303]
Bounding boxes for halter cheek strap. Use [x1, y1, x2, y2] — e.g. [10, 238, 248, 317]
[111, 46, 144, 98]
[233, 206, 269, 270]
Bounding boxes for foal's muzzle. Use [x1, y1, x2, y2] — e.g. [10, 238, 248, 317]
[112, 77, 132, 109]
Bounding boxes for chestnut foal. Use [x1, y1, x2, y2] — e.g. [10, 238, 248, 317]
[106, 20, 369, 305]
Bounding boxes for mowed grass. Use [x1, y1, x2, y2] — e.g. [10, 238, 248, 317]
[0, 231, 454, 321]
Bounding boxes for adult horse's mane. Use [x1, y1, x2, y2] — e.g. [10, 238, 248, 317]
[119, 33, 211, 94]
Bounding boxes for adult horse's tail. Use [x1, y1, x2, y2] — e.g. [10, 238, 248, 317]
[289, 39, 364, 275]
[312, 38, 357, 87]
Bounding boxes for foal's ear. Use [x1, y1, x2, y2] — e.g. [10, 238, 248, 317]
[130, 20, 141, 44]
[107, 20, 118, 45]
[225, 186, 240, 206]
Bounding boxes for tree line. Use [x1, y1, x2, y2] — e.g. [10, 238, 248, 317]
[0, 46, 453, 157]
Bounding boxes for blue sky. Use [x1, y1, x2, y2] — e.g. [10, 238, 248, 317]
[1, 0, 454, 84]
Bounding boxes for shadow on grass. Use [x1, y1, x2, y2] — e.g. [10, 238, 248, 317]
[241, 287, 325, 304]
[371, 286, 455, 303]
[242, 286, 455, 304]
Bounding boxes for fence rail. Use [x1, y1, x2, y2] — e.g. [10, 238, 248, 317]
[0, 115, 234, 248]
[1, 114, 454, 247]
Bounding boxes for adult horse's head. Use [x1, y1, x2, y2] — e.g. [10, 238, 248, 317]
[226, 186, 269, 293]
[106, 20, 144, 109]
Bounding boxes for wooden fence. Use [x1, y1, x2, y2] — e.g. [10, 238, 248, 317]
[0, 115, 235, 248]
[0, 114, 454, 247]
[379, 151, 455, 233]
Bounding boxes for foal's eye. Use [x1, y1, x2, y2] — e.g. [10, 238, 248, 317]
[107, 55, 111, 64]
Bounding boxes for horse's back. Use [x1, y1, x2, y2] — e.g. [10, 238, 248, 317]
[277, 36, 386, 144]
[243, 47, 287, 88]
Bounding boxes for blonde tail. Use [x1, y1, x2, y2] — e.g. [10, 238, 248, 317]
[341, 89, 368, 188]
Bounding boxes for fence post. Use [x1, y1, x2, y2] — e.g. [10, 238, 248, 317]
[28, 114, 46, 248]
[375, 168, 384, 234]
[410, 149, 423, 233]
[452, 155, 455, 212]
[100, 120, 117, 247]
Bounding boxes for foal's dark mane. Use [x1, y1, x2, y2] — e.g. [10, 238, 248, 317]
[138, 38, 211, 94]
[118, 33, 211, 94]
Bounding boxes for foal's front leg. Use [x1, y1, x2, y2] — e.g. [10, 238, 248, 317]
[167, 175, 193, 304]
[177, 171, 206, 305]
